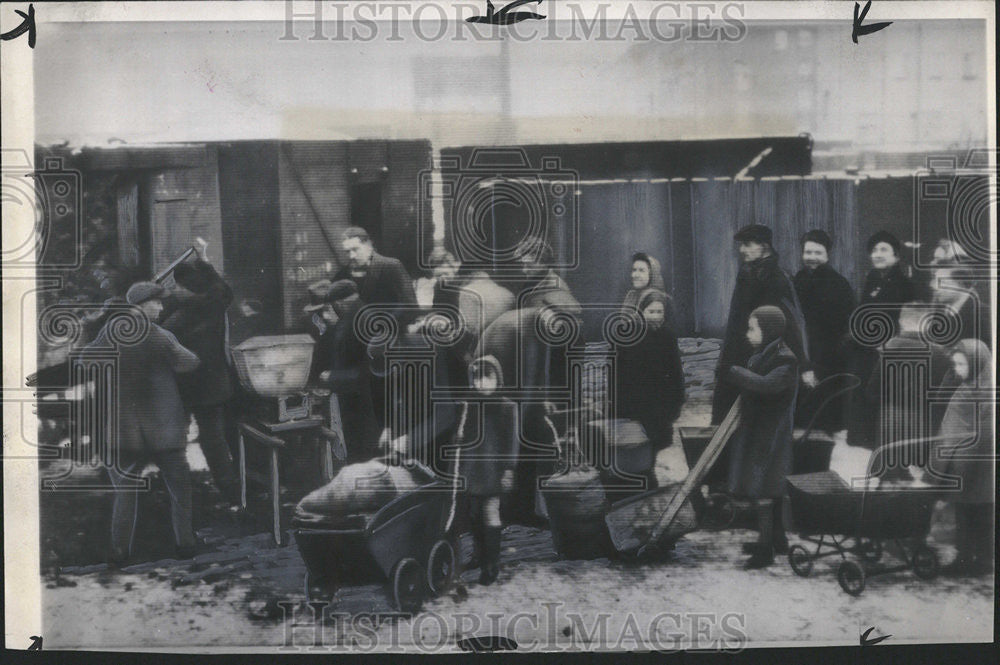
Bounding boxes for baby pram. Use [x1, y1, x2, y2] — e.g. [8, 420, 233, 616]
[292, 464, 456, 613]
[785, 438, 941, 595]
[679, 374, 860, 528]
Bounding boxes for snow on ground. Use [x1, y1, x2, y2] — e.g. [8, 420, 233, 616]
[42, 396, 994, 651]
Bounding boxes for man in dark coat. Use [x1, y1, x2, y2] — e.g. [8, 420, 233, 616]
[336, 227, 418, 431]
[161, 257, 239, 505]
[712, 224, 807, 425]
[793, 230, 856, 431]
[307, 280, 380, 460]
[723, 306, 799, 569]
[847, 230, 917, 448]
[96, 282, 202, 563]
[335, 226, 417, 325]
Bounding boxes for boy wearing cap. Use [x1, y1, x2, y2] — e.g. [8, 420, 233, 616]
[94, 281, 202, 564]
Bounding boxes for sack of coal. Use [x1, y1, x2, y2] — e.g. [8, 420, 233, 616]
[293, 459, 421, 526]
[540, 465, 613, 560]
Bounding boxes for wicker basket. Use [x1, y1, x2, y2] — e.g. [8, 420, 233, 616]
[231, 334, 315, 398]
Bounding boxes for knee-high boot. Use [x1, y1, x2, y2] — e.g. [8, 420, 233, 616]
[479, 527, 502, 586]
[745, 501, 775, 569]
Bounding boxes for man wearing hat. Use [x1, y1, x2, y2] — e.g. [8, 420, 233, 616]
[793, 230, 856, 431]
[95, 281, 202, 563]
[713, 224, 807, 426]
[306, 279, 380, 460]
[161, 256, 240, 506]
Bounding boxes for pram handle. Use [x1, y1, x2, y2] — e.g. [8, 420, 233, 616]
[861, 434, 958, 488]
[795, 373, 861, 445]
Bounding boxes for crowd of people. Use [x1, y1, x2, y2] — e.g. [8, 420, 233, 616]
[83, 222, 992, 580]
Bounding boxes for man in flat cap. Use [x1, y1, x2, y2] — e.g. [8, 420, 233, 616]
[161, 255, 240, 506]
[306, 279, 380, 459]
[713, 224, 808, 425]
[93, 281, 202, 564]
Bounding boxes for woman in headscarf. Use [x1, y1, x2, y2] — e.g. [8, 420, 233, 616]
[936, 339, 994, 576]
[622, 252, 675, 330]
[614, 289, 686, 483]
[723, 305, 799, 569]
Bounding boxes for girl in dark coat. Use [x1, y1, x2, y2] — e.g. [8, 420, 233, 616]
[935, 339, 994, 576]
[847, 230, 917, 448]
[724, 306, 799, 569]
[615, 289, 686, 467]
[453, 355, 519, 585]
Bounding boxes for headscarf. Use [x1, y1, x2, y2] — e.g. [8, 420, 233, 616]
[623, 252, 667, 312]
[637, 288, 669, 313]
[749, 305, 786, 347]
[950, 338, 993, 389]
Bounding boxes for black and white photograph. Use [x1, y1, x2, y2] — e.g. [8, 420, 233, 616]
[2, 0, 996, 654]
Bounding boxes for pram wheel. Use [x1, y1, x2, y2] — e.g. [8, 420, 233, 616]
[857, 538, 882, 562]
[912, 545, 939, 580]
[427, 539, 456, 595]
[837, 560, 866, 596]
[788, 545, 813, 577]
[703, 493, 737, 530]
[392, 557, 425, 614]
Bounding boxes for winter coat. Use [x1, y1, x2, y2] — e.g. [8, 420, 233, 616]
[793, 263, 855, 377]
[859, 264, 915, 325]
[335, 251, 417, 324]
[88, 322, 200, 453]
[520, 270, 583, 317]
[712, 253, 807, 424]
[853, 332, 951, 450]
[454, 395, 519, 496]
[161, 262, 234, 407]
[937, 340, 994, 504]
[614, 324, 686, 451]
[725, 338, 799, 499]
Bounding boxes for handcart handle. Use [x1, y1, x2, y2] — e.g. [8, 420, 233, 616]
[238, 423, 286, 449]
[796, 373, 862, 445]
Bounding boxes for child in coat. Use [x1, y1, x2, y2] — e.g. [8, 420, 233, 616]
[723, 305, 799, 569]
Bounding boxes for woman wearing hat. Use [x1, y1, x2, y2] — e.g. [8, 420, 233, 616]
[622, 252, 675, 329]
[792, 230, 855, 431]
[723, 305, 799, 569]
[847, 230, 916, 448]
